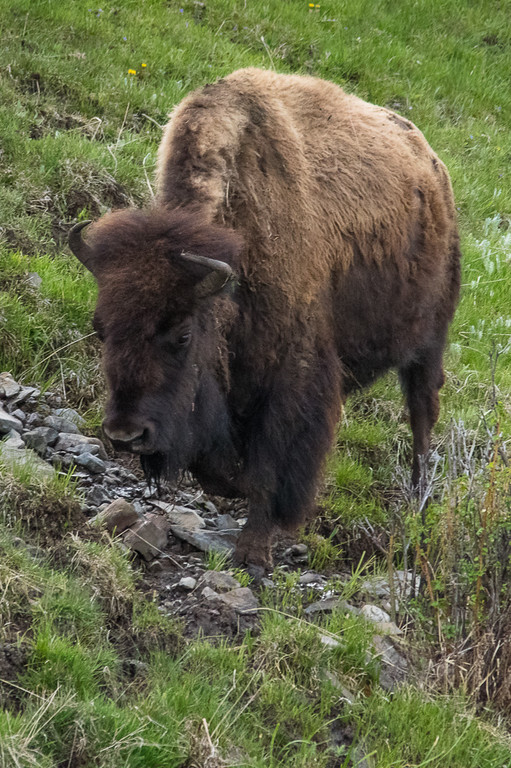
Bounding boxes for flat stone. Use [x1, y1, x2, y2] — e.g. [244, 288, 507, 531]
[0, 406, 23, 434]
[178, 576, 197, 591]
[0, 443, 54, 479]
[150, 501, 206, 531]
[305, 598, 358, 616]
[123, 519, 168, 561]
[76, 452, 106, 474]
[54, 433, 107, 460]
[54, 407, 85, 428]
[203, 500, 218, 515]
[216, 514, 240, 531]
[0, 373, 20, 399]
[171, 527, 236, 555]
[299, 572, 325, 585]
[216, 587, 258, 614]
[95, 499, 140, 533]
[375, 621, 403, 636]
[199, 570, 241, 592]
[8, 387, 40, 408]
[361, 604, 391, 624]
[43, 415, 81, 434]
[10, 409, 25, 422]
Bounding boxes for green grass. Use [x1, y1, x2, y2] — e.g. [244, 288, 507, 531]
[1, 0, 511, 763]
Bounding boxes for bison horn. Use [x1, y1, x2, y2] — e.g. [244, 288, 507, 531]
[69, 220, 95, 272]
[179, 251, 234, 298]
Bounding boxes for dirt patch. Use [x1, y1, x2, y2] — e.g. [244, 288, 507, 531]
[0, 643, 30, 709]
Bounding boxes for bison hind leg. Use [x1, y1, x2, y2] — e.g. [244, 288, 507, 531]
[399, 340, 446, 491]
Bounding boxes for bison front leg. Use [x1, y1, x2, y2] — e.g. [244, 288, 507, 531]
[233, 353, 342, 578]
[233, 491, 275, 580]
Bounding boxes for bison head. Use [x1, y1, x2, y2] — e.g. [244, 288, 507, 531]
[69, 206, 242, 484]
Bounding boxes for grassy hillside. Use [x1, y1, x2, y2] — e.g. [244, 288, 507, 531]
[1, 0, 511, 765]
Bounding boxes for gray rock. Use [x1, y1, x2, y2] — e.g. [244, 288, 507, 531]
[54, 433, 107, 460]
[361, 604, 391, 624]
[3, 429, 25, 449]
[178, 576, 197, 591]
[43, 415, 81, 434]
[150, 500, 206, 531]
[360, 578, 391, 599]
[202, 586, 219, 600]
[305, 597, 358, 616]
[10, 409, 25, 422]
[25, 412, 41, 428]
[25, 426, 55, 452]
[320, 634, 341, 648]
[0, 405, 23, 434]
[76, 452, 106, 474]
[95, 500, 139, 533]
[216, 513, 240, 531]
[0, 372, 20, 398]
[146, 559, 164, 574]
[8, 387, 40, 408]
[373, 635, 408, 691]
[86, 485, 111, 507]
[54, 407, 85, 428]
[0, 443, 54, 479]
[299, 572, 325, 585]
[203, 500, 218, 516]
[123, 518, 168, 561]
[27, 272, 42, 290]
[69, 443, 100, 456]
[216, 587, 258, 614]
[200, 570, 241, 592]
[171, 527, 236, 555]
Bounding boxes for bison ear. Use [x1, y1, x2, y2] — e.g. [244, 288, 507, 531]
[69, 221, 96, 274]
[178, 251, 234, 299]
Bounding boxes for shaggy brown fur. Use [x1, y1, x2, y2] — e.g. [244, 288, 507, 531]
[70, 69, 461, 573]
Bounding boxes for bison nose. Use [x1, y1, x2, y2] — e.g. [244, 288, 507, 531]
[102, 421, 151, 451]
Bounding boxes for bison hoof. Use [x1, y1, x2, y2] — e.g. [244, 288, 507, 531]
[232, 537, 272, 581]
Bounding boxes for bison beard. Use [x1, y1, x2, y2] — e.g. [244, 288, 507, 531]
[68, 68, 461, 575]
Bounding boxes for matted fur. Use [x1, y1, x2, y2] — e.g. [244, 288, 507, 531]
[74, 69, 461, 571]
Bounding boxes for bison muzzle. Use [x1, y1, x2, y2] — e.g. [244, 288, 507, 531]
[69, 68, 461, 575]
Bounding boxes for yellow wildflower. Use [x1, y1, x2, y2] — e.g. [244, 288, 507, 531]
[128, 68, 136, 75]
[141, 63, 147, 68]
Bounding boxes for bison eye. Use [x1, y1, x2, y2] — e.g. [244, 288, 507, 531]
[177, 331, 192, 347]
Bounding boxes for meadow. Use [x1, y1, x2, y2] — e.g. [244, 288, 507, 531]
[1, 0, 511, 765]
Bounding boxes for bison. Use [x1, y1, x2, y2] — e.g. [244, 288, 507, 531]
[69, 68, 460, 574]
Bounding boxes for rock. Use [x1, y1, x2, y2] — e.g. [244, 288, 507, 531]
[199, 570, 241, 592]
[0, 443, 54, 480]
[9, 387, 40, 408]
[361, 604, 391, 624]
[27, 272, 42, 290]
[299, 572, 325, 585]
[54, 433, 107, 460]
[320, 633, 341, 648]
[178, 576, 197, 591]
[150, 501, 206, 531]
[25, 412, 41, 428]
[305, 597, 358, 616]
[216, 587, 258, 614]
[23, 428, 56, 457]
[94, 499, 139, 533]
[54, 407, 85, 428]
[43, 415, 81, 434]
[202, 586, 219, 600]
[69, 442, 101, 457]
[3, 430, 25, 449]
[10, 409, 25, 423]
[123, 518, 168, 561]
[323, 671, 356, 704]
[75, 452, 106, 474]
[373, 635, 408, 691]
[0, 373, 20, 399]
[171, 527, 236, 555]
[375, 622, 402, 636]
[360, 577, 390, 600]
[291, 543, 308, 555]
[86, 485, 111, 507]
[145, 512, 172, 534]
[0, 406, 23, 434]
[203, 500, 218, 515]
[146, 559, 164, 574]
[216, 513, 240, 531]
